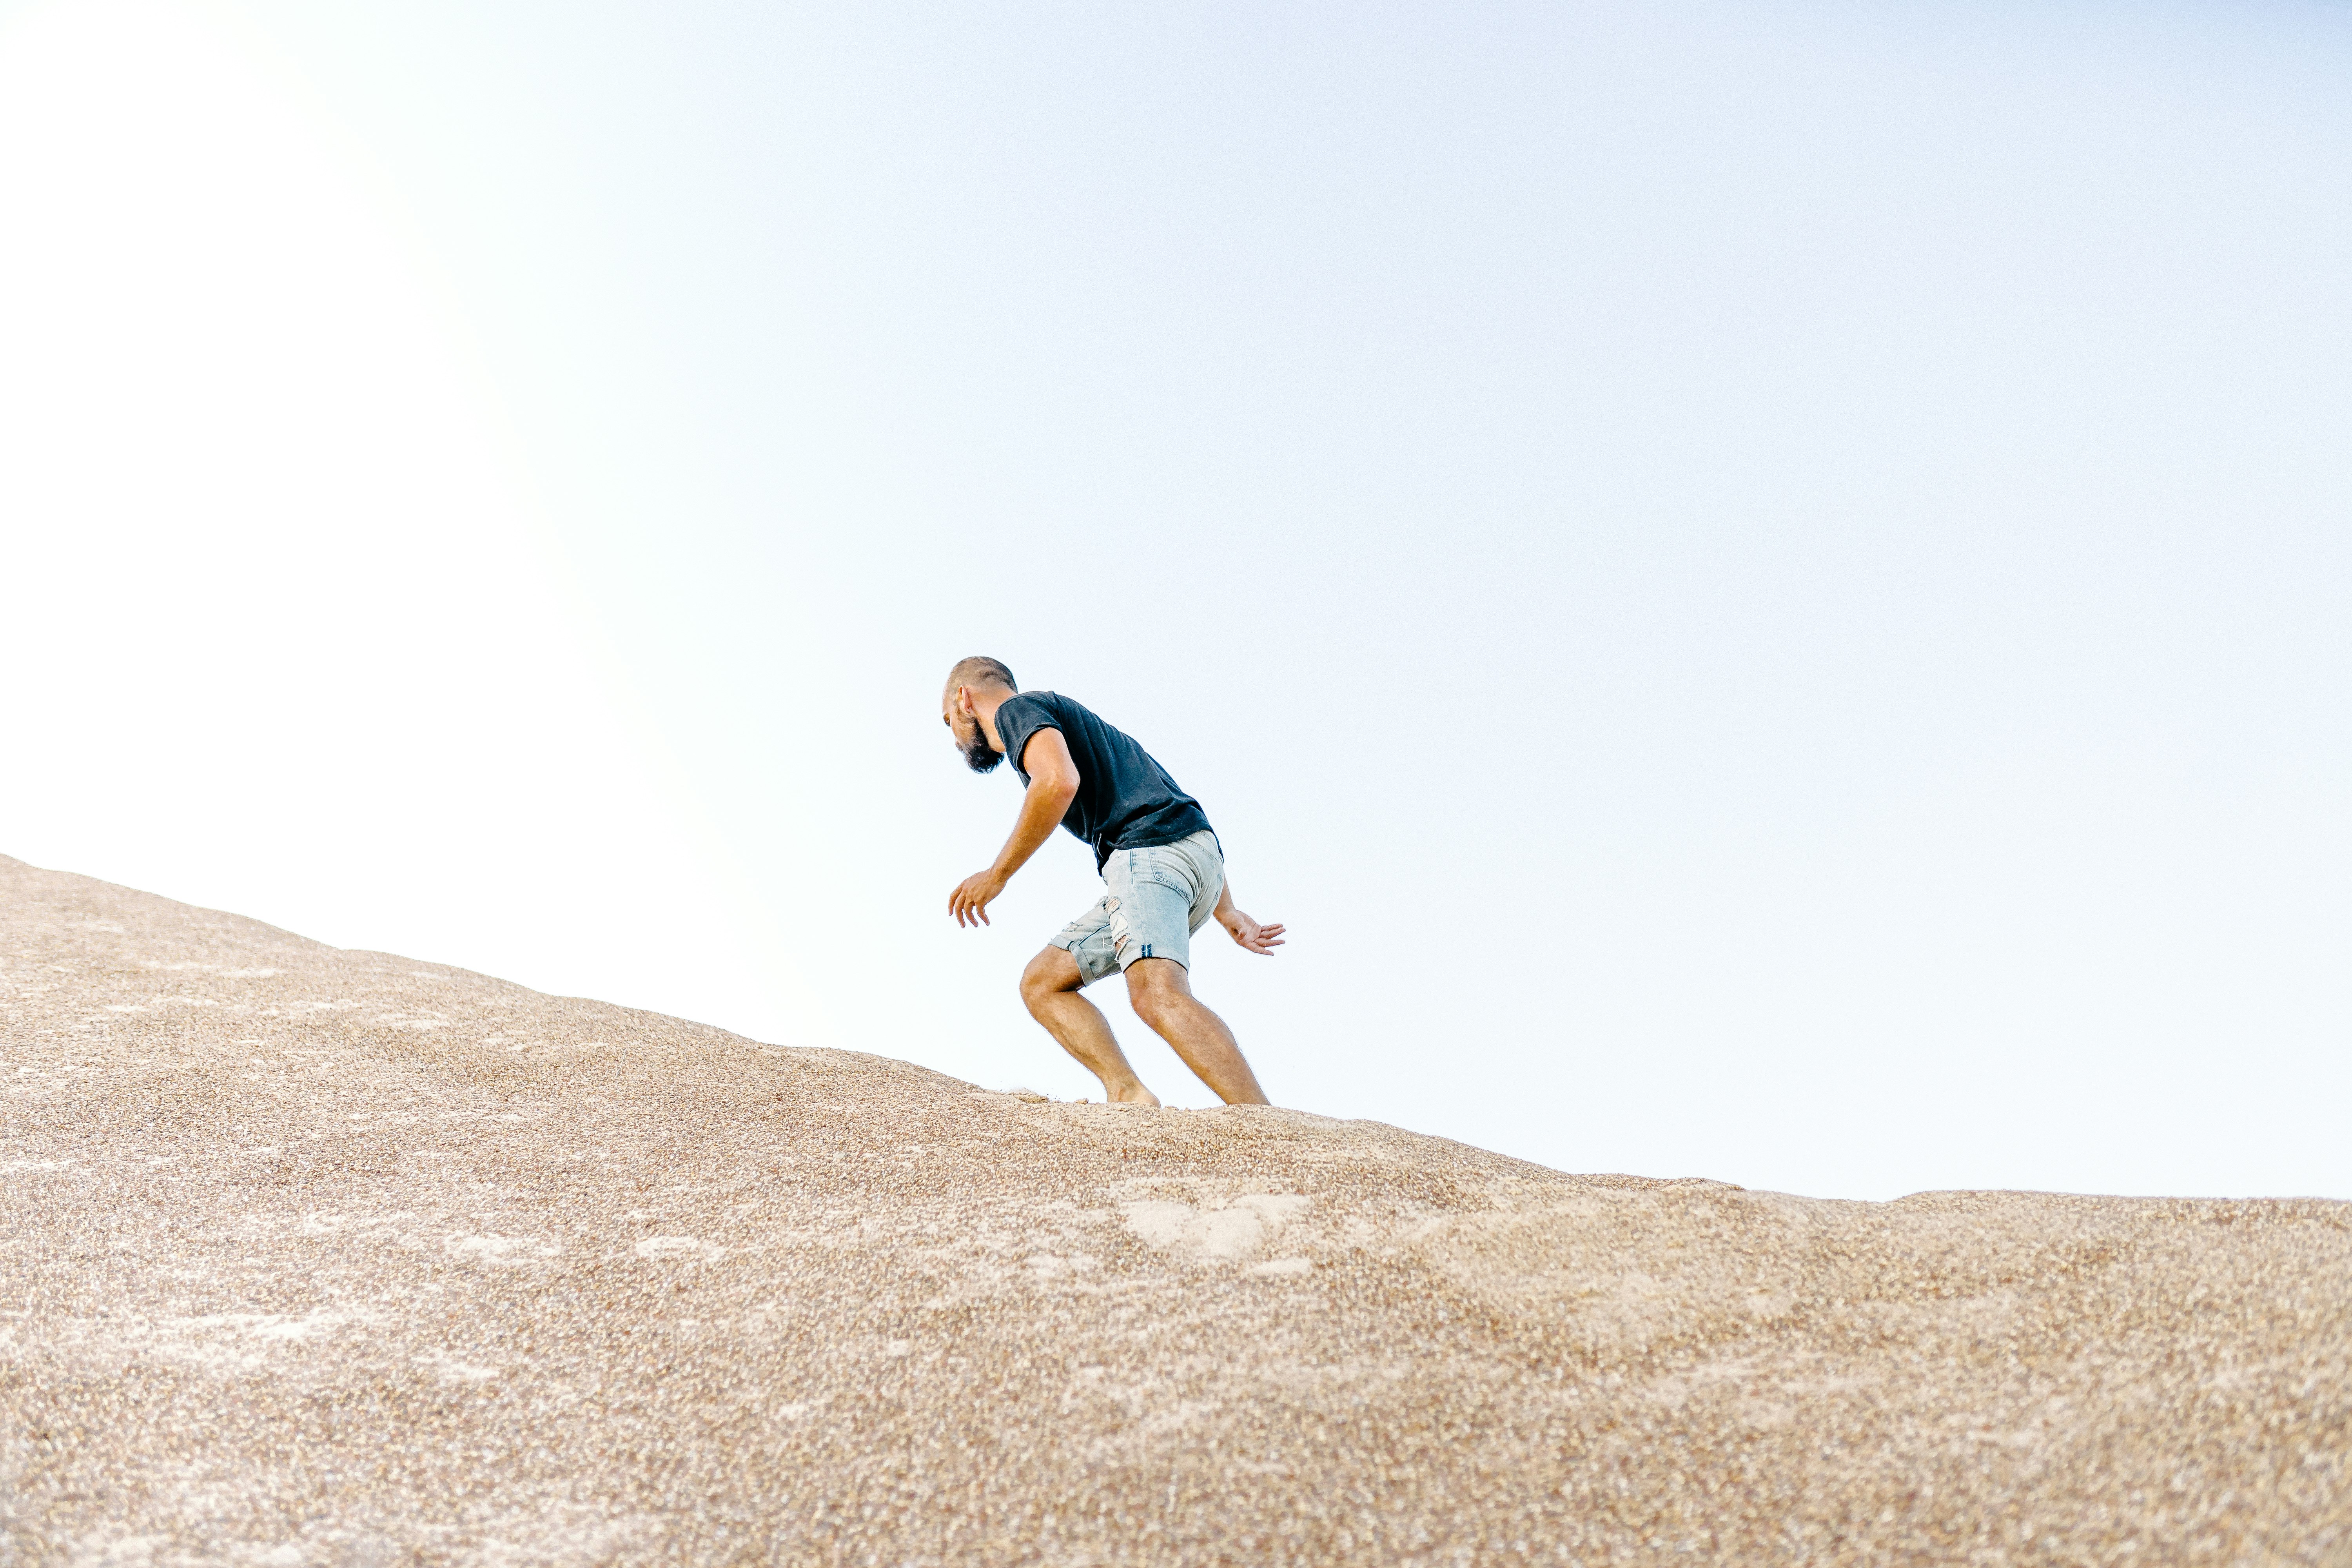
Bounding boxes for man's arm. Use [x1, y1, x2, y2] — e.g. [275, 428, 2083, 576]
[949, 728, 1080, 927]
[1213, 874, 1286, 955]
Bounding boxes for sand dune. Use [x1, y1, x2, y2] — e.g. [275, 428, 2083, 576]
[2, 853, 2346, 1566]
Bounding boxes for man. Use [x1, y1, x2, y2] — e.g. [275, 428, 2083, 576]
[941, 655, 1282, 1107]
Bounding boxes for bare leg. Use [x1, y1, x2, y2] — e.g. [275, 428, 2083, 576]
[1122, 958, 1270, 1106]
[1019, 947, 1161, 1105]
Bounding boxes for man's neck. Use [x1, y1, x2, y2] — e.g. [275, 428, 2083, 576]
[972, 686, 1015, 752]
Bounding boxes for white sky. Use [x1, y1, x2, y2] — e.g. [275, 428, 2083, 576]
[3, 0, 2348, 1200]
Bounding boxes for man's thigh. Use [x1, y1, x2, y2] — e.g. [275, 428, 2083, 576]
[1121, 955, 1195, 1008]
[1022, 944, 1085, 995]
[1047, 896, 1122, 988]
[1102, 847, 1207, 974]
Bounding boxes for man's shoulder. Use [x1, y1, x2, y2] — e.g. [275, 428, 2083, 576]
[999, 690, 1062, 724]
[1004, 690, 1083, 722]
[995, 693, 1071, 764]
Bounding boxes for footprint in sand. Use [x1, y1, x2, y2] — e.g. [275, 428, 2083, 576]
[444, 1234, 561, 1265]
[1120, 1194, 1310, 1261]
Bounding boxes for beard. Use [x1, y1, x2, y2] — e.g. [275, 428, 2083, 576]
[960, 724, 1004, 773]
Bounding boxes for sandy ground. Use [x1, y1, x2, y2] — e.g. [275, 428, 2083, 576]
[1, 854, 2347, 1568]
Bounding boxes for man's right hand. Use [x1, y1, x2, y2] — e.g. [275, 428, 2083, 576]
[949, 868, 1010, 927]
[949, 729, 1080, 931]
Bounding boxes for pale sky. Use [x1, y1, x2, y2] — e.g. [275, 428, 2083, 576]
[4, 0, 2348, 1201]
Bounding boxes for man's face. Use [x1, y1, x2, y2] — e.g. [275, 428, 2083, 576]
[943, 688, 1004, 773]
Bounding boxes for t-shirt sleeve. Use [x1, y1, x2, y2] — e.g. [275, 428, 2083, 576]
[994, 695, 1060, 780]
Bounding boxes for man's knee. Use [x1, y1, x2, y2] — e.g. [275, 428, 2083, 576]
[1020, 947, 1082, 1011]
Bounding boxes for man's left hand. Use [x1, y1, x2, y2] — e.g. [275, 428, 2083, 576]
[950, 869, 1009, 927]
[1219, 908, 1286, 955]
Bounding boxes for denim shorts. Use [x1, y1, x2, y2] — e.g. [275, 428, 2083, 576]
[1051, 829, 1224, 986]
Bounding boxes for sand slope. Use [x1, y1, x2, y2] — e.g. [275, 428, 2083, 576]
[1, 854, 2346, 1567]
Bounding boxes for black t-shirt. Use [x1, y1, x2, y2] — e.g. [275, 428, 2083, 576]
[994, 691, 1214, 873]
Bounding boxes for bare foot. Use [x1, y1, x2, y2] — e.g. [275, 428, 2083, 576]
[1105, 1082, 1162, 1107]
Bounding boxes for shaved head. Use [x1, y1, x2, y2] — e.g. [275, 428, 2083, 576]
[944, 655, 1017, 697]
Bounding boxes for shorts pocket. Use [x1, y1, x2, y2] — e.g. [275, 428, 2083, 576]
[1128, 847, 1192, 897]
